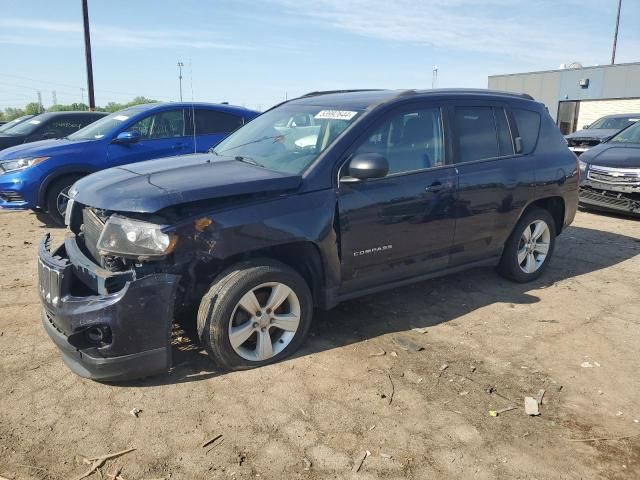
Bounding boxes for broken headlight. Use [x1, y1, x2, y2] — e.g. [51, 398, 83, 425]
[97, 215, 177, 258]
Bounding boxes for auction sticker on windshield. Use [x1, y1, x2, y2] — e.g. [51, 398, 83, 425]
[314, 110, 358, 121]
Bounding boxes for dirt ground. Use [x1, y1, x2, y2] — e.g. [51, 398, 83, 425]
[0, 208, 639, 480]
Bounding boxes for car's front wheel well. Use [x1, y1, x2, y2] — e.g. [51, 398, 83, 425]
[194, 242, 325, 308]
[38, 170, 92, 208]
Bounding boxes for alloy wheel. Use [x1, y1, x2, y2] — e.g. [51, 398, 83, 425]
[517, 219, 551, 274]
[228, 282, 301, 361]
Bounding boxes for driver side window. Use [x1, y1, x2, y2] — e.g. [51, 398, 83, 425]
[354, 107, 445, 175]
[129, 109, 185, 140]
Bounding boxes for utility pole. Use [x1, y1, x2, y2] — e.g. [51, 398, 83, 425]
[611, 0, 622, 65]
[37, 91, 43, 113]
[432, 66, 438, 89]
[81, 0, 96, 110]
[177, 61, 184, 102]
[52, 90, 57, 106]
[80, 87, 85, 106]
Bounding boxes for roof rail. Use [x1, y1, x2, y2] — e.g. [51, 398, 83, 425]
[301, 89, 384, 98]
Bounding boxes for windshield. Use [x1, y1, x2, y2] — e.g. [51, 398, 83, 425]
[589, 116, 639, 130]
[212, 104, 363, 174]
[67, 107, 143, 140]
[0, 115, 33, 133]
[609, 121, 640, 144]
[3, 116, 45, 136]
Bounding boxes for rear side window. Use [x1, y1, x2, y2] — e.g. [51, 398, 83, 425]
[194, 109, 243, 134]
[453, 106, 513, 163]
[512, 108, 541, 154]
[40, 116, 85, 138]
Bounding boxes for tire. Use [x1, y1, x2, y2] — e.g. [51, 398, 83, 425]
[498, 208, 556, 283]
[197, 259, 313, 370]
[45, 174, 84, 226]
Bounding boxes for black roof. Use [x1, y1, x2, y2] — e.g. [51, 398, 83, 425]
[290, 88, 535, 110]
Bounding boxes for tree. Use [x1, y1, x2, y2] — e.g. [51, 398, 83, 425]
[2, 107, 26, 121]
[24, 102, 44, 115]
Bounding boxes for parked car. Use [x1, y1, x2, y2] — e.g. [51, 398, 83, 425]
[565, 113, 640, 155]
[37, 89, 578, 381]
[0, 115, 34, 133]
[578, 119, 640, 216]
[0, 102, 259, 224]
[0, 111, 107, 151]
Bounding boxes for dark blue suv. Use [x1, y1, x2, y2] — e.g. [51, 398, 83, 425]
[37, 89, 578, 381]
[0, 102, 259, 224]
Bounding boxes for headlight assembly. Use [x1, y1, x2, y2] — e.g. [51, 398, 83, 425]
[0, 156, 49, 174]
[579, 159, 588, 172]
[97, 215, 177, 258]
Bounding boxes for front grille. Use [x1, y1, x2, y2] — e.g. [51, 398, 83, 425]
[81, 208, 105, 261]
[567, 138, 601, 148]
[587, 165, 640, 185]
[580, 187, 640, 213]
[0, 190, 24, 202]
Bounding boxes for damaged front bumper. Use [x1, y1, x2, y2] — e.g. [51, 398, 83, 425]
[38, 233, 180, 381]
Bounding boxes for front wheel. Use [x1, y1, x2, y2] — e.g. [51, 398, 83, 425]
[498, 208, 556, 283]
[197, 259, 313, 370]
[45, 175, 83, 226]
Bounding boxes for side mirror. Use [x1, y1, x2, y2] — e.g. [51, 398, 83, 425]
[582, 124, 590, 130]
[113, 131, 141, 144]
[341, 153, 389, 183]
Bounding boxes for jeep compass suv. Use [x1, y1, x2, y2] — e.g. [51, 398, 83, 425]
[37, 89, 578, 381]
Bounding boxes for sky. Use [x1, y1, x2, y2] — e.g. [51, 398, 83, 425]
[1, 0, 639, 112]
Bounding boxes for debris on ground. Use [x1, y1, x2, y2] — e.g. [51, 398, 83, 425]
[129, 408, 141, 418]
[536, 389, 546, 405]
[201, 434, 223, 449]
[380, 453, 392, 459]
[303, 457, 312, 471]
[386, 374, 395, 405]
[459, 391, 469, 396]
[489, 406, 517, 417]
[393, 336, 424, 352]
[368, 349, 386, 357]
[439, 363, 449, 372]
[470, 365, 477, 373]
[525, 397, 540, 416]
[74, 448, 135, 480]
[352, 450, 370, 472]
[566, 433, 640, 443]
[389, 351, 398, 357]
[412, 327, 429, 334]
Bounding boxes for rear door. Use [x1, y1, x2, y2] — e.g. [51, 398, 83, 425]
[448, 101, 535, 266]
[187, 108, 245, 152]
[337, 102, 458, 293]
[107, 108, 193, 167]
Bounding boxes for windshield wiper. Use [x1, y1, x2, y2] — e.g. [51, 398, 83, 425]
[235, 156, 264, 167]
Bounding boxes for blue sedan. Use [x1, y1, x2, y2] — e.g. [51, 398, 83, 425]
[0, 102, 259, 224]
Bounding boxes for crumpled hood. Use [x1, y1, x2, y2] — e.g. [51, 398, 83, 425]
[580, 143, 640, 168]
[565, 129, 619, 141]
[72, 153, 302, 213]
[0, 138, 95, 160]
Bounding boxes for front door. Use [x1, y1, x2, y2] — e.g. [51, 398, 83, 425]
[337, 103, 458, 294]
[107, 108, 194, 167]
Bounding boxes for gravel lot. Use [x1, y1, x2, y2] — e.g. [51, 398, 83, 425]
[0, 208, 639, 480]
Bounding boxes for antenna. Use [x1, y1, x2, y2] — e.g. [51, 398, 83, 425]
[190, 58, 196, 154]
[432, 66, 438, 89]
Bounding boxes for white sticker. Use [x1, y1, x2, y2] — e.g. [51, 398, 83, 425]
[29, 120, 41, 124]
[113, 115, 129, 121]
[314, 110, 358, 121]
[629, 118, 639, 122]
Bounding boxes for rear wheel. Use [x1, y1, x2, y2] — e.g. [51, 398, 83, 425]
[45, 174, 83, 226]
[197, 259, 313, 370]
[498, 208, 556, 282]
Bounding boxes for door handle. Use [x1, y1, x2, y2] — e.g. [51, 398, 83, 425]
[172, 142, 187, 150]
[425, 181, 453, 193]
